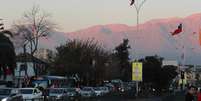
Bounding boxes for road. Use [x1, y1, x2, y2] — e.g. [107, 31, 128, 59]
[162, 91, 185, 101]
[80, 91, 185, 101]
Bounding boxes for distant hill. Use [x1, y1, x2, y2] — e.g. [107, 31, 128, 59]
[14, 13, 201, 65]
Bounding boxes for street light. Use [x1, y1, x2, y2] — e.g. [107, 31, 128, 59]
[130, 0, 147, 61]
[130, 0, 147, 97]
[130, 0, 147, 34]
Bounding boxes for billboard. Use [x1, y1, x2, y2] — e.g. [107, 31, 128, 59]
[132, 62, 143, 81]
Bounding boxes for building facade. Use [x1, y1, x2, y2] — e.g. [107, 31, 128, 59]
[34, 48, 54, 62]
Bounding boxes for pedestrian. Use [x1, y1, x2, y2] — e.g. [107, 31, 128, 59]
[197, 88, 201, 101]
[185, 86, 196, 101]
[42, 88, 48, 101]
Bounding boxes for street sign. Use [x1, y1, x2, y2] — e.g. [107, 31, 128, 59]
[132, 62, 143, 81]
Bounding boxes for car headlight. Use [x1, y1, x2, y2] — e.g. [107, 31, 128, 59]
[1, 98, 8, 101]
[57, 95, 62, 99]
[70, 93, 75, 96]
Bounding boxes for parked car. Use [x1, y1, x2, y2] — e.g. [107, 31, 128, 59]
[80, 87, 95, 98]
[111, 79, 124, 92]
[19, 88, 42, 101]
[118, 86, 125, 93]
[48, 88, 68, 101]
[66, 88, 81, 100]
[104, 83, 115, 92]
[0, 88, 22, 101]
[94, 87, 103, 96]
[99, 87, 110, 95]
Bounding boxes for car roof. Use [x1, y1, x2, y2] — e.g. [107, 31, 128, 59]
[48, 88, 67, 90]
[19, 88, 36, 90]
[83, 87, 93, 88]
[0, 88, 13, 89]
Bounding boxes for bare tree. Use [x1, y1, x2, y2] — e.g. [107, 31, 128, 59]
[13, 5, 56, 76]
[14, 5, 55, 54]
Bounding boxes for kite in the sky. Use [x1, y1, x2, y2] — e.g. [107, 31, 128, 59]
[130, 0, 135, 6]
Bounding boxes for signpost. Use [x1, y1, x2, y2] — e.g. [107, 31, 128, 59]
[132, 62, 143, 96]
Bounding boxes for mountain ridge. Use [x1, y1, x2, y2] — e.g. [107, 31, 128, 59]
[18, 13, 201, 65]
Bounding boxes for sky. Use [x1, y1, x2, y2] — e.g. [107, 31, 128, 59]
[1, 0, 201, 32]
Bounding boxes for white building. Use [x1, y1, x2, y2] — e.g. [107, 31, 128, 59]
[15, 53, 48, 77]
[14, 53, 48, 87]
[34, 48, 53, 62]
[162, 60, 178, 67]
[15, 62, 35, 77]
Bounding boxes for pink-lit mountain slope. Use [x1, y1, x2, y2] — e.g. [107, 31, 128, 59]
[36, 13, 201, 64]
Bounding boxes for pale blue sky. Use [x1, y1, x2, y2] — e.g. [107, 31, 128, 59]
[1, 0, 201, 32]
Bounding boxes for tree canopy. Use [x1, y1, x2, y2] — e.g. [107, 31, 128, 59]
[139, 55, 178, 94]
[52, 39, 110, 86]
[114, 38, 131, 81]
[0, 30, 16, 79]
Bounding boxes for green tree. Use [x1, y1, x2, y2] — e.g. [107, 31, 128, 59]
[0, 30, 16, 79]
[139, 55, 162, 83]
[114, 39, 131, 81]
[104, 54, 122, 80]
[52, 39, 109, 86]
[159, 65, 178, 90]
[139, 55, 178, 94]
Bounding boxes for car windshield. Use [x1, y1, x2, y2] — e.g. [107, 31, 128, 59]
[100, 87, 107, 90]
[49, 89, 64, 94]
[0, 89, 11, 95]
[82, 88, 92, 91]
[94, 87, 101, 90]
[20, 89, 33, 94]
[66, 88, 75, 92]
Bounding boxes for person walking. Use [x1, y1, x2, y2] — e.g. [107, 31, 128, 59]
[185, 86, 196, 101]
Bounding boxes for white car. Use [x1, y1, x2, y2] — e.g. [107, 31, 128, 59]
[80, 87, 95, 97]
[94, 87, 103, 96]
[19, 88, 42, 101]
[99, 87, 110, 94]
[49, 88, 68, 100]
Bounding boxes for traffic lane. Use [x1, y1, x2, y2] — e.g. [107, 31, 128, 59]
[81, 97, 162, 101]
[80, 95, 162, 101]
[79, 90, 178, 101]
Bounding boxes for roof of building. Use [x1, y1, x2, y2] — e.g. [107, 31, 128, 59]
[16, 53, 48, 65]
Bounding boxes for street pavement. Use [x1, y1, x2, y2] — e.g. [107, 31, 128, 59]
[162, 91, 185, 101]
[135, 91, 185, 101]
[81, 91, 185, 101]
